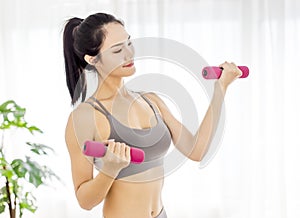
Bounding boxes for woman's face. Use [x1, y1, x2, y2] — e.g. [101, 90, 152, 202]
[95, 22, 135, 78]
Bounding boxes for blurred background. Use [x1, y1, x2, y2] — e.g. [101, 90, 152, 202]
[0, 0, 299, 217]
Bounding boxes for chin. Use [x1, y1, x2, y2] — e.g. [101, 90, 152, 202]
[124, 67, 136, 76]
[109, 65, 136, 78]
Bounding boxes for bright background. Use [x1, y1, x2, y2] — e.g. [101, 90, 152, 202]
[1, 0, 300, 217]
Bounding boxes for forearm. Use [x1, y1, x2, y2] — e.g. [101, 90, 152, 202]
[191, 81, 227, 161]
[75, 171, 115, 210]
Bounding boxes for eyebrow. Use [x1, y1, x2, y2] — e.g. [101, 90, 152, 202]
[110, 35, 131, 48]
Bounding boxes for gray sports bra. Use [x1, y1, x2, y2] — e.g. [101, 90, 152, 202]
[86, 91, 172, 179]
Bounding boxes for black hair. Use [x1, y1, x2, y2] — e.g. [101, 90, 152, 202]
[63, 13, 124, 105]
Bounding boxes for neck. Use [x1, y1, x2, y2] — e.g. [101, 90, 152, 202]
[94, 75, 129, 101]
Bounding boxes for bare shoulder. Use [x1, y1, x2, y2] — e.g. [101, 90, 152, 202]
[142, 92, 171, 114]
[65, 102, 100, 151]
[141, 91, 178, 129]
[65, 101, 111, 147]
[65, 102, 95, 133]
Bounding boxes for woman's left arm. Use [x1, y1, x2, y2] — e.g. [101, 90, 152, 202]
[145, 62, 242, 162]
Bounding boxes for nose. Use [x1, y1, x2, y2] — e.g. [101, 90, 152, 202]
[124, 43, 135, 60]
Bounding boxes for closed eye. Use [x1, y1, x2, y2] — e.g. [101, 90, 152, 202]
[113, 41, 132, 53]
[113, 49, 122, 53]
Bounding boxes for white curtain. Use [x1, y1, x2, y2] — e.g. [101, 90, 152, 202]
[1, 0, 300, 217]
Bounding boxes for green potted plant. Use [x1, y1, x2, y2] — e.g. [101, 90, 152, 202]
[0, 100, 60, 218]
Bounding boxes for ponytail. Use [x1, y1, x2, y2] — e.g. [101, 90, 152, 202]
[63, 17, 87, 105]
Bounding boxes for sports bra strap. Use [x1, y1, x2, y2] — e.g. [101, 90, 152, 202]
[138, 92, 160, 115]
[85, 101, 109, 116]
[89, 96, 111, 116]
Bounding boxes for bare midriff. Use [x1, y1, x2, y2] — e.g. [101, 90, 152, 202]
[102, 166, 165, 218]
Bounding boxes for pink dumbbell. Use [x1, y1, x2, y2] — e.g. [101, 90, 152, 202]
[202, 66, 249, 79]
[83, 140, 145, 164]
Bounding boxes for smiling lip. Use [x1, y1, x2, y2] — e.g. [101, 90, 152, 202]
[123, 62, 134, 67]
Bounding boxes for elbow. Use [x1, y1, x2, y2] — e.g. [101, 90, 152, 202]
[77, 199, 93, 210]
[187, 151, 202, 161]
[189, 155, 203, 162]
[76, 190, 104, 211]
[188, 149, 206, 162]
[78, 202, 93, 211]
[189, 141, 209, 162]
[77, 197, 104, 211]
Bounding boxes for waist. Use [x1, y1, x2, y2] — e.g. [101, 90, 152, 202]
[103, 170, 164, 217]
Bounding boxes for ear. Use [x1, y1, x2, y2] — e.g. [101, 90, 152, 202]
[84, 54, 99, 65]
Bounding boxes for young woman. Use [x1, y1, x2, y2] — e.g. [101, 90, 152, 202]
[63, 12, 241, 218]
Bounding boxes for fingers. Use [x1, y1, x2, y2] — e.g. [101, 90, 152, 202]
[119, 143, 125, 155]
[117, 143, 131, 162]
[115, 142, 121, 155]
[219, 61, 242, 76]
[106, 139, 115, 153]
[117, 143, 131, 161]
[104, 140, 131, 160]
[125, 145, 131, 161]
[219, 61, 236, 69]
[107, 141, 115, 153]
[103, 139, 115, 144]
[99, 140, 131, 178]
[217, 60, 243, 88]
[219, 61, 229, 68]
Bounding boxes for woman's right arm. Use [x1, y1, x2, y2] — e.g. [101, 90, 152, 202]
[65, 104, 130, 210]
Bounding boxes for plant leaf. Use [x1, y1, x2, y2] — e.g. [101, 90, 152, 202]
[13, 107, 25, 118]
[0, 168, 14, 179]
[0, 186, 7, 196]
[11, 159, 28, 178]
[27, 126, 43, 134]
[26, 142, 54, 156]
[19, 192, 37, 213]
[0, 100, 43, 134]
[0, 100, 16, 112]
[25, 157, 43, 188]
[0, 186, 8, 213]
[1, 100, 62, 216]
[42, 167, 62, 185]
[0, 203, 5, 213]
[0, 156, 8, 168]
